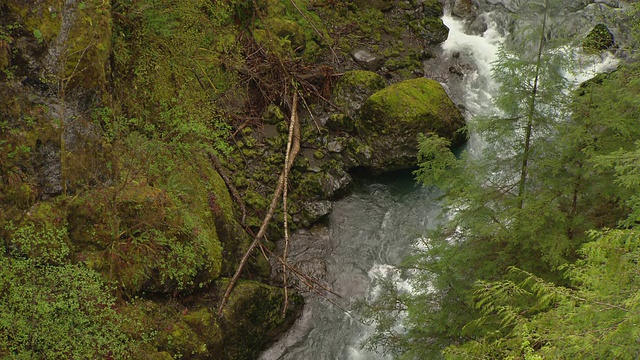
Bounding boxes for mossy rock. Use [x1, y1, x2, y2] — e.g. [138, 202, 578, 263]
[63, 0, 112, 91]
[5, 1, 111, 91]
[352, 0, 395, 12]
[68, 180, 222, 295]
[263, 18, 306, 50]
[419, 0, 444, 17]
[218, 279, 303, 359]
[331, 70, 386, 123]
[410, 17, 449, 44]
[65, 151, 248, 295]
[5, 1, 61, 44]
[0, 85, 62, 205]
[358, 77, 465, 172]
[583, 24, 614, 54]
[124, 300, 221, 359]
[124, 279, 301, 359]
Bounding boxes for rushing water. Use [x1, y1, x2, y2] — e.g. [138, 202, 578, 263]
[260, 175, 442, 360]
[262, 1, 626, 358]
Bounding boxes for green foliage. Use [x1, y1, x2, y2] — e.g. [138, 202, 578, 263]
[413, 134, 460, 190]
[32, 28, 43, 43]
[444, 228, 640, 359]
[5, 221, 69, 265]
[583, 24, 614, 54]
[0, 256, 138, 358]
[111, 0, 236, 157]
[364, 3, 640, 359]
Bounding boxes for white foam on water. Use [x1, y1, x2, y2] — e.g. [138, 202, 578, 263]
[441, 14, 504, 84]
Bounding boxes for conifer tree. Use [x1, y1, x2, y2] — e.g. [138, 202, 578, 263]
[363, 1, 640, 358]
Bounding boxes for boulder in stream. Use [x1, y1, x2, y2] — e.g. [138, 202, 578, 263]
[358, 78, 466, 172]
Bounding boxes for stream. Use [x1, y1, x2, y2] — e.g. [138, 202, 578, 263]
[261, 1, 626, 358]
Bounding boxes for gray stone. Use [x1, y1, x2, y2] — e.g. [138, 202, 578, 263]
[351, 49, 385, 71]
[452, 0, 477, 21]
[322, 169, 352, 199]
[326, 140, 344, 153]
[35, 140, 62, 197]
[302, 200, 333, 226]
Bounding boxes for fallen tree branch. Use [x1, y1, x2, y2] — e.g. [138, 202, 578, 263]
[281, 89, 298, 316]
[218, 91, 300, 317]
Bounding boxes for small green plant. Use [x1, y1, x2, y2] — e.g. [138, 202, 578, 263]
[32, 28, 43, 43]
[0, 256, 139, 359]
[5, 221, 69, 265]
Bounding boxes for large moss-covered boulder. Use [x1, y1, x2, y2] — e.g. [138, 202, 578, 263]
[66, 151, 250, 296]
[358, 77, 465, 172]
[125, 279, 301, 359]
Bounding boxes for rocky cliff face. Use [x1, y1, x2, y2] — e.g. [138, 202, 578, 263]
[0, 0, 464, 358]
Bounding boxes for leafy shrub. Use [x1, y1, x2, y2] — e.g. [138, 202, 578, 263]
[0, 256, 137, 359]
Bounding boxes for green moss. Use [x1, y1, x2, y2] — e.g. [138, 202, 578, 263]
[67, 152, 232, 295]
[331, 70, 386, 119]
[583, 24, 614, 54]
[128, 300, 221, 359]
[252, 0, 330, 59]
[64, 0, 112, 91]
[357, 78, 465, 171]
[219, 279, 302, 359]
[420, 0, 444, 17]
[360, 78, 459, 131]
[409, 17, 448, 44]
[335, 70, 386, 94]
[263, 103, 286, 125]
[352, 0, 395, 11]
[7, 2, 61, 43]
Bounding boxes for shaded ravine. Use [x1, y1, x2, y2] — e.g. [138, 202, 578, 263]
[260, 8, 507, 360]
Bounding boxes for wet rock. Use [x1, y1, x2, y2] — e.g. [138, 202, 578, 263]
[409, 17, 449, 44]
[295, 258, 328, 281]
[468, 14, 489, 34]
[322, 169, 353, 199]
[35, 140, 62, 197]
[358, 78, 466, 172]
[415, 0, 444, 18]
[449, 66, 464, 77]
[351, 49, 385, 71]
[302, 201, 333, 227]
[452, 0, 478, 21]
